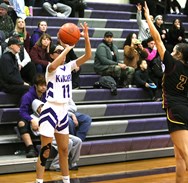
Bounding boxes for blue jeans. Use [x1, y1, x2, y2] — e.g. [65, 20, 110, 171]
[69, 112, 92, 141]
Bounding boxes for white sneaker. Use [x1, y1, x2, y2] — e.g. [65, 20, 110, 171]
[56, 12, 66, 18]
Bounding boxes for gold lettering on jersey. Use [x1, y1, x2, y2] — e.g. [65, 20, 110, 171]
[176, 75, 188, 90]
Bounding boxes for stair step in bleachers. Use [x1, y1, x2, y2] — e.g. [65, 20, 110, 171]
[72, 88, 152, 103]
[0, 101, 165, 123]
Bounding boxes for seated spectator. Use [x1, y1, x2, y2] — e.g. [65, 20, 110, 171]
[144, 37, 163, 88]
[94, 31, 135, 87]
[154, 15, 168, 45]
[8, 0, 26, 20]
[43, 0, 71, 18]
[30, 33, 52, 74]
[124, 38, 148, 69]
[166, 18, 187, 53]
[145, 37, 158, 67]
[136, 3, 153, 47]
[30, 99, 82, 170]
[0, 3, 14, 39]
[0, 37, 30, 96]
[30, 20, 48, 48]
[133, 59, 158, 100]
[2, 34, 37, 85]
[123, 32, 138, 47]
[59, 0, 86, 18]
[167, 0, 182, 14]
[17, 74, 47, 158]
[11, 17, 31, 53]
[68, 98, 91, 141]
[24, 0, 35, 16]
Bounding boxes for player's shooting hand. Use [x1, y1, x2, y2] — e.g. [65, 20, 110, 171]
[80, 22, 89, 39]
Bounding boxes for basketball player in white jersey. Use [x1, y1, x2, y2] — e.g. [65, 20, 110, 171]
[35, 22, 91, 183]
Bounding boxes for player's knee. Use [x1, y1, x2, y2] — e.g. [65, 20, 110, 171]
[40, 143, 51, 166]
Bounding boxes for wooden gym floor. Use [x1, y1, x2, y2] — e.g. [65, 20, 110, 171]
[0, 157, 188, 183]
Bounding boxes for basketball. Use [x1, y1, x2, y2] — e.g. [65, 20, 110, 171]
[58, 23, 81, 45]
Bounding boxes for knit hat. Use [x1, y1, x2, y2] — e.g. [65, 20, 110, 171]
[155, 15, 163, 22]
[0, 3, 8, 11]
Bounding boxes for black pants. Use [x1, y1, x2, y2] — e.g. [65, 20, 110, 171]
[20, 62, 36, 85]
[60, 0, 85, 17]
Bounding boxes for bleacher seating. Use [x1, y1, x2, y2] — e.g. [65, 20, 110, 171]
[1, 1, 184, 174]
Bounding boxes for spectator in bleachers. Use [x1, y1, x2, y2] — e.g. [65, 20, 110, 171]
[144, 37, 163, 88]
[0, 37, 30, 96]
[123, 32, 138, 47]
[17, 74, 46, 158]
[133, 59, 158, 100]
[42, 0, 72, 18]
[167, 0, 182, 14]
[59, 0, 86, 18]
[154, 15, 168, 45]
[24, 0, 35, 16]
[1, 33, 37, 85]
[166, 18, 187, 53]
[68, 98, 91, 141]
[30, 20, 48, 48]
[94, 31, 135, 87]
[0, 2, 14, 39]
[8, 0, 26, 20]
[30, 33, 52, 74]
[30, 99, 82, 171]
[136, 3, 153, 47]
[11, 17, 31, 53]
[145, 37, 158, 67]
[124, 33, 148, 69]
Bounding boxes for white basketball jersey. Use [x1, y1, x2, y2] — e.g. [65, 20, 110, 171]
[45, 60, 77, 103]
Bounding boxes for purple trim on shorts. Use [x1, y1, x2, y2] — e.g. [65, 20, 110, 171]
[40, 107, 57, 119]
[56, 114, 68, 131]
[39, 116, 56, 128]
[56, 120, 69, 131]
[39, 108, 58, 127]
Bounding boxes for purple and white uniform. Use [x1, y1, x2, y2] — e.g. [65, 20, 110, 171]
[39, 60, 77, 137]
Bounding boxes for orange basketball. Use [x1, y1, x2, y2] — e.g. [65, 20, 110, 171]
[58, 23, 81, 45]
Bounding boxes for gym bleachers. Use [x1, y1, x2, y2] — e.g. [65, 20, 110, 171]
[0, 1, 183, 174]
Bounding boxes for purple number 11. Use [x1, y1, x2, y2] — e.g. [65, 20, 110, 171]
[62, 84, 70, 98]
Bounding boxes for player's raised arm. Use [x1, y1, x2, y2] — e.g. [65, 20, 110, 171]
[48, 44, 74, 73]
[143, 1, 166, 61]
[76, 22, 92, 67]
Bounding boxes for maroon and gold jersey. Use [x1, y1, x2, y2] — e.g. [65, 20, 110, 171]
[162, 51, 188, 109]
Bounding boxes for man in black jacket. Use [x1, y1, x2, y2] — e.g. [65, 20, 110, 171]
[0, 38, 30, 96]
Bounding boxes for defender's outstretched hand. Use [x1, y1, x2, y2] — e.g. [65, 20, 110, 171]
[143, 1, 150, 19]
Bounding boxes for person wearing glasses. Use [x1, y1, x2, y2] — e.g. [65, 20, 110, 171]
[35, 22, 91, 183]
